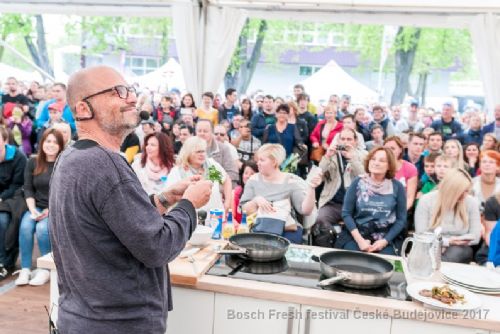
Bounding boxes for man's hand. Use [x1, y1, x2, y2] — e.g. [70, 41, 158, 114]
[162, 176, 202, 204]
[325, 143, 337, 158]
[341, 144, 355, 160]
[36, 209, 49, 222]
[182, 180, 213, 208]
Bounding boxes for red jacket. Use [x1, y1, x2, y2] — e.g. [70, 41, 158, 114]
[310, 120, 343, 146]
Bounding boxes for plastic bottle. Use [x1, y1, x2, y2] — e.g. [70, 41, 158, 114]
[237, 211, 249, 234]
[222, 210, 235, 240]
[212, 215, 222, 240]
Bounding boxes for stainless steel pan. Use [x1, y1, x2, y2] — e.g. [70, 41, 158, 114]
[216, 233, 290, 262]
[313, 250, 394, 289]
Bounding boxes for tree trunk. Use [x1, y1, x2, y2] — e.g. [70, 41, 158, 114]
[160, 19, 169, 64]
[80, 17, 87, 68]
[24, 35, 42, 68]
[0, 30, 7, 61]
[239, 20, 267, 94]
[415, 71, 428, 106]
[224, 19, 267, 93]
[390, 27, 421, 105]
[34, 15, 53, 77]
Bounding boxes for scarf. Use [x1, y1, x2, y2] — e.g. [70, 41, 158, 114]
[145, 159, 169, 182]
[358, 174, 393, 202]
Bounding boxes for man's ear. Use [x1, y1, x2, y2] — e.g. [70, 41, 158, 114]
[74, 100, 94, 121]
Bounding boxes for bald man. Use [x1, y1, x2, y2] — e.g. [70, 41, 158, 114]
[49, 66, 212, 333]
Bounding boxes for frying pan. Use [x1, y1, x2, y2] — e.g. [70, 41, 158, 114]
[312, 250, 394, 289]
[216, 233, 290, 262]
[225, 255, 289, 275]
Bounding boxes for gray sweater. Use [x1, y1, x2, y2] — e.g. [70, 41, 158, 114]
[415, 191, 481, 246]
[49, 140, 196, 334]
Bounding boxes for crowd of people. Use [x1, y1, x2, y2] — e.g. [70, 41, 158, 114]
[0, 77, 499, 287]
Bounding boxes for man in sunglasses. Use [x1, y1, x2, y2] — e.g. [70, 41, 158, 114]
[49, 66, 212, 334]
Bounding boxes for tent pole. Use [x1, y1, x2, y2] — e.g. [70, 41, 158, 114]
[0, 39, 55, 82]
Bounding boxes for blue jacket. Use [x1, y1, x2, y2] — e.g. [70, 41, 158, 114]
[431, 117, 463, 141]
[251, 112, 275, 140]
[481, 122, 496, 137]
[36, 99, 76, 132]
[462, 128, 483, 145]
[0, 144, 27, 201]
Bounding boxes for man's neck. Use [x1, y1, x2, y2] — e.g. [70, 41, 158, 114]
[409, 151, 421, 163]
[8, 91, 17, 97]
[495, 120, 500, 127]
[77, 128, 124, 152]
[442, 116, 452, 123]
[224, 101, 233, 109]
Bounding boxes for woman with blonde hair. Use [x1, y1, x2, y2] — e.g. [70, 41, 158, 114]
[240, 144, 321, 243]
[310, 104, 343, 163]
[415, 168, 481, 263]
[443, 139, 467, 170]
[481, 133, 497, 151]
[165, 136, 231, 213]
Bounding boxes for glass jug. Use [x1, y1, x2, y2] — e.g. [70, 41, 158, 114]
[401, 232, 440, 279]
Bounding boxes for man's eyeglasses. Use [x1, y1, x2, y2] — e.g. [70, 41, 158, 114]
[82, 85, 136, 101]
[214, 132, 226, 136]
[256, 100, 263, 103]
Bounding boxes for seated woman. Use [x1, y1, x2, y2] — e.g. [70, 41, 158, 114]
[443, 139, 467, 170]
[383, 136, 418, 210]
[240, 144, 321, 244]
[471, 150, 500, 209]
[132, 132, 175, 195]
[233, 160, 258, 224]
[166, 136, 231, 213]
[339, 147, 407, 255]
[15, 129, 64, 286]
[313, 128, 367, 247]
[415, 169, 481, 264]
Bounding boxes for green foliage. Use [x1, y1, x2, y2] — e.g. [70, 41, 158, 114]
[65, 16, 171, 56]
[341, 24, 473, 77]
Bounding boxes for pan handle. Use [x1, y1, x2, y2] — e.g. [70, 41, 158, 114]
[317, 272, 350, 287]
[216, 249, 247, 255]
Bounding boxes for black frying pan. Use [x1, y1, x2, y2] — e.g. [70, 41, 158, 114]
[216, 233, 290, 262]
[312, 250, 394, 289]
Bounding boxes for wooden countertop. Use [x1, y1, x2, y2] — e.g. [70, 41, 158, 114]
[37, 242, 500, 331]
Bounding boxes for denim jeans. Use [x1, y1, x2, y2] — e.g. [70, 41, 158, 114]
[0, 212, 15, 267]
[19, 209, 51, 269]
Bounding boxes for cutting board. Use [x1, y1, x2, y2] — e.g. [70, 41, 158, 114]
[170, 240, 224, 286]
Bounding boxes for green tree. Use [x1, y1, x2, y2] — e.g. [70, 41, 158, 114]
[0, 13, 53, 78]
[65, 16, 171, 69]
[343, 24, 473, 105]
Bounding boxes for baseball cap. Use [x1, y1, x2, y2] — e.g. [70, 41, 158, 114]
[48, 101, 65, 112]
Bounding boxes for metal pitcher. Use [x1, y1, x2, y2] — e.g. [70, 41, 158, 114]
[401, 232, 441, 279]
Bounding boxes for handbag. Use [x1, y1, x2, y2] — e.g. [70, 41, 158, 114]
[310, 146, 325, 163]
[252, 217, 286, 235]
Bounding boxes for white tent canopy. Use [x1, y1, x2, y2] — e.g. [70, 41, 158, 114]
[127, 57, 186, 93]
[301, 60, 378, 104]
[1, 0, 500, 112]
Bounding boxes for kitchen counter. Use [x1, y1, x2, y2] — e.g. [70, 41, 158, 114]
[38, 241, 500, 333]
